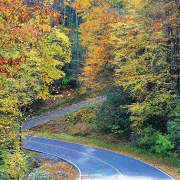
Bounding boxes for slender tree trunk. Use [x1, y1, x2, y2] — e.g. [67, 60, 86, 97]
[75, 11, 80, 69]
[68, 6, 72, 28]
[64, 0, 66, 24]
[69, 6, 74, 36]
[166, 2, 180, 96]
[68, 1, 74, 29]
[71, 8, 74, 29]
[19, 119, 22, 147]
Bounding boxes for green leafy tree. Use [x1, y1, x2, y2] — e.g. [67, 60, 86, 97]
[168, 99, 180, 155]
[97, 87, 132, 139]
[110, 0, 174, 133]
[134, 126, 174, 157]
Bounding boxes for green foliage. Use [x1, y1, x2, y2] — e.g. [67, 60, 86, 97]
[0, 149, 6, 166]
[178, 168, 180, 173]
[168, 99, 180, 155]
[151, 134, 173, 156]
[3, 150, 29, 180]
[112, 0, 124, 8]
[168, 120, 180, 155]
[62, 77, 78, 89]
[130, 90, 174, 133]
[96, 87, 132, 139]
[67, 105, 98, 125]
[133, 126, 174, 157]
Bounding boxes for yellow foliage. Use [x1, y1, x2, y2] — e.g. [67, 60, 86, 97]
[4, 151, 28, 180]
[74, 0, 120, 88]
[0, 1, 71, 177]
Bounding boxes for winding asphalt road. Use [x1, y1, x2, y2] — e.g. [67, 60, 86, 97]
[22, 96, 106, 130]
[23, 96, 176, 180]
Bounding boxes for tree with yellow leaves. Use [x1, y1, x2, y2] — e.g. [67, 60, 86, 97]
[0, 0, 71, 179]
[111, 0, 175, 133]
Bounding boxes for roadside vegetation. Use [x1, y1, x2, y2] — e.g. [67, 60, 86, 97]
[1, 0, 180, 179]
[27, 89, 180, 180]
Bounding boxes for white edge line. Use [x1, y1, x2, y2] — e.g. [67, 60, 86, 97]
[81, 143, 177, 180]
[25, 147, 82, 180]
[90, 146, 177, 180]
[25, 135, 176, 180]
[137, 159, 176, 180]
[25, 139, 126, 180]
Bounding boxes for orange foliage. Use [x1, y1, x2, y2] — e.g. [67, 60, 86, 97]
[74, 0, 120, 88]
[0, 57, 26, 78]
[0, 0, 63, 81]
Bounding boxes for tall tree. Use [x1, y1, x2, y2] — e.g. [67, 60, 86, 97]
[73, 0, 120, 88]
[0, 0, 71, 178]
[110, 0, 174, 133]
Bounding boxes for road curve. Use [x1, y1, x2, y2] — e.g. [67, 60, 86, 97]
[24, 136, 176, 180]
[22, 96, 107, 130]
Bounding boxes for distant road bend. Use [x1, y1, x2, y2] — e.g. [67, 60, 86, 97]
[22, 96, 107, 130]
[23, 96, 176, 180]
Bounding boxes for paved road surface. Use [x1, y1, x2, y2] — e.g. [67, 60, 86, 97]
[23, 96, 176, 180]
[22, 96, 106, 130]
[24, 136, 176, 180]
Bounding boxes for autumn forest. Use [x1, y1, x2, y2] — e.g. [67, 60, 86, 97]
[0, 0, 180, 179]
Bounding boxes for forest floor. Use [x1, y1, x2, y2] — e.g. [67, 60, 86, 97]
[26, 150, 78, 180]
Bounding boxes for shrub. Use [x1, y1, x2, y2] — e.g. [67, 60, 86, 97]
[4, 150, 29, 180]
[168, 120, 180, 155]
[168, 99, 180, 155]
[68, 105, 98, 125]
[68, 122, 96, 136]
[28, 168, 51, 180]
[133, 126, 174, 157]
[62, 77, 77, 89]
[78, 86, 87, 95]
[0, 148, 6, 166]
[96, 86, 132, 139]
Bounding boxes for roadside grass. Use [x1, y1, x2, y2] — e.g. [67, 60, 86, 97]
[25, 105, 180, 180]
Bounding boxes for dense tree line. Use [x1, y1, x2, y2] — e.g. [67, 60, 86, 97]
[73, 0, 180, 157]
[0, 0, 180, 179]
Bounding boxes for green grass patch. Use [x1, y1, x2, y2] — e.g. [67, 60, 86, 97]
[0, 165, 4, 170]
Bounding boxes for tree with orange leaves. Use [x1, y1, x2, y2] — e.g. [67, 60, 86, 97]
[0, 0, 71, 178]
[73, 0, 120, 88]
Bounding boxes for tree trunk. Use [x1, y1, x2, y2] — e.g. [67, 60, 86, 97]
[75, 11, 80, 67]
